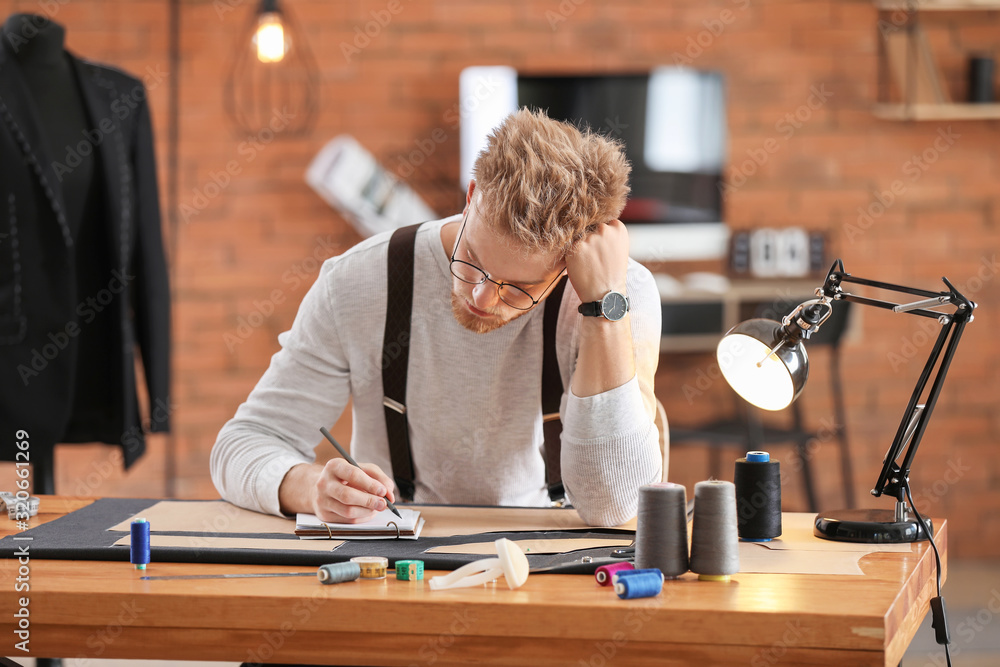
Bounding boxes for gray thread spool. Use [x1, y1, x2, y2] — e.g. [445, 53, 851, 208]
[689, 480, 740, 582]
[635, 482, 689, 578]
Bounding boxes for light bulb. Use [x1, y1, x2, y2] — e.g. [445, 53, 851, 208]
[254, 13, 289, 63]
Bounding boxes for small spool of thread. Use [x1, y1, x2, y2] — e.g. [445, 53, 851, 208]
[734, 451, 782, 542]
[595, 562, 634, 586]
[614, 571, 663, 600]
[635, 482, 689, 578]
[130, 518, 151, 571]
[613, 568, 665, 587]
[689, 480, 740, 582]
[350, 556, 388, 579]
[317, 561, 361, 584]
[395, 559, 424, 581]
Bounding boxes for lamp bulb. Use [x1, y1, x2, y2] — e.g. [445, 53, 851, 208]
[254, 12, 289, 63]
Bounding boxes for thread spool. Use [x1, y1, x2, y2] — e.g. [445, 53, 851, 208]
[317, 562, 361, 584]
[689, 480, 740, 582]
[635, 482, 689, 578]
[595, 562, 633, 586]
[395, 559, 424, 581]
[350, 556, 388, 579]
[734, 451, 782, 541]
[130, 518, 151, 571]
[614, 571, 663, 600]
[612, 568, 665, 587]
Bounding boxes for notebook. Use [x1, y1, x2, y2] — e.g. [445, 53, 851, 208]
[295, 508, 424, 540]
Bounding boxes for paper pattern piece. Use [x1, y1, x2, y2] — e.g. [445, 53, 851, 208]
[113, 534, 343, 552]
[295, 508, 424, 540]
[417, 505, 636, 538]
[109, 501, 295, 535]
[738, 542, 865, 576]
[426, 538, 634, 556]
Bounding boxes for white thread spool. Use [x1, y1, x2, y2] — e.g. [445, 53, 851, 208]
[689, 480, 740, 582]
[635, 482, 689, 578]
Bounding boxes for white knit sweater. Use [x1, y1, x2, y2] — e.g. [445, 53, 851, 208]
[210, 216, 663, 526]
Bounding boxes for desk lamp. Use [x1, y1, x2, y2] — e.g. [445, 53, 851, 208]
[716, 259, 976, 544]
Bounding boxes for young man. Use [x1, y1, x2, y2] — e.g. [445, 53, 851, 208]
[211, 108, 663, 527]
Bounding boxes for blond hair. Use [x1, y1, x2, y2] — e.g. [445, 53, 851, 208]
[472, 107, 631, 255]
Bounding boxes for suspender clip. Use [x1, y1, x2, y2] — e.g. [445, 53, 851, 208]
[383, 396, 407, 414]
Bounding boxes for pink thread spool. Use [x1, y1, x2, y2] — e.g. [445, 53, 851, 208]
[595, 562, 634, 586]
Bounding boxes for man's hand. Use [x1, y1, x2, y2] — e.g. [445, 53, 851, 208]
[565, 219, 630, 303]
[312, 458, 396, 523]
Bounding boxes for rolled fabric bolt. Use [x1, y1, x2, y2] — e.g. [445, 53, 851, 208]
[595, 562, 634, 586]
[317, 562, 361, 584]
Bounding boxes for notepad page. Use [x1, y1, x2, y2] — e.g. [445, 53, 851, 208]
[296, 508, 420, 532]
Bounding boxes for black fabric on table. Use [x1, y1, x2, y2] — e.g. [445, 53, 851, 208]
[0, 498, 633, 573]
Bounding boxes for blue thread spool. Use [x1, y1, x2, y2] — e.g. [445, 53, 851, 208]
[612, 568, 665, 587]
[317, 562, 361, 584]
[614, 571, 663, 600]
[130, 518, 150, 570]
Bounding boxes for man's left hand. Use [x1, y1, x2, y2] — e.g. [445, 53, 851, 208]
[565, 219, 630, 304]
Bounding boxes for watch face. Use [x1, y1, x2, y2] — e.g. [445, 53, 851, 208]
[601, 292, 628, 321]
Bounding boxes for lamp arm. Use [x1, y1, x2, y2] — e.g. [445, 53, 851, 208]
[817, 260, 976, 504]
[875, 317, 964, 501]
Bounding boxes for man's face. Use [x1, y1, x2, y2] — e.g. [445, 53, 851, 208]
[449, 204, 565, 335]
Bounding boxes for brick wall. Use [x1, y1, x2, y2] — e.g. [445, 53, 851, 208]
[2, 0, 997, 557]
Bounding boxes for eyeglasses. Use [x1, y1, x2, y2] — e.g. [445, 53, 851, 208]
[449, 210, 565, 311]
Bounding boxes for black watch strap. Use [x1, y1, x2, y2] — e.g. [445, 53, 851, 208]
[578, 300, 602, 317]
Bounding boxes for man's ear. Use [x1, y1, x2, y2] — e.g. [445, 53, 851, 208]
[465, 180, 476, 207]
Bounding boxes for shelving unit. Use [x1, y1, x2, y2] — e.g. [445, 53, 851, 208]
[874, 0, 1000, 120]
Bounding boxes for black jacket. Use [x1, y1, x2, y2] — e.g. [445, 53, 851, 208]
[0, 44, 170, 468]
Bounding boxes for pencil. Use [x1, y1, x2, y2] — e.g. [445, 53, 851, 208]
[319, 427, 402, 519]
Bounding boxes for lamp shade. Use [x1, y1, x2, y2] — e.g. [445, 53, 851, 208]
[716, 319, 809, 411]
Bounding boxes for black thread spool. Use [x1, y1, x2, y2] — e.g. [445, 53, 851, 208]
[734, 451, 782, 541]
[635, 482, 689, 578]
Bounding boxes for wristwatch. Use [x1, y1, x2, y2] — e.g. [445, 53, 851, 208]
[578, 290, 629, 322]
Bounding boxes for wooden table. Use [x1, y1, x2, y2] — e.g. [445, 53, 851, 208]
[0, 497, 945, 666]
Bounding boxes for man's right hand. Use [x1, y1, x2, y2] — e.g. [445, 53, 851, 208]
[279, 459, 396, 524]
[312, 458, 396, 523]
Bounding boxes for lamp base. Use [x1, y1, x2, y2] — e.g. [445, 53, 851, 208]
[813, 509, 932, 543]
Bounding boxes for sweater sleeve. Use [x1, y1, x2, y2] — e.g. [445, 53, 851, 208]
[210, 259, 352, 516]
[560, 262, 663, 526]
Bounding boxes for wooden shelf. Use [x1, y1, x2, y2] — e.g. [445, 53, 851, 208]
[873, 103, 1000, 119]
[876, 0, 1000, 10]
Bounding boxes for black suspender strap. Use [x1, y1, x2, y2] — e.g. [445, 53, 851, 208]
[382, 222, 422, 502]
[542, 276, 568, 503]
[382, 221, 567, 504]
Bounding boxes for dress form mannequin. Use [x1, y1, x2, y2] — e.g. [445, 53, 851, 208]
[2, 14, 117, 498]
[2, 13, 94, 229]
